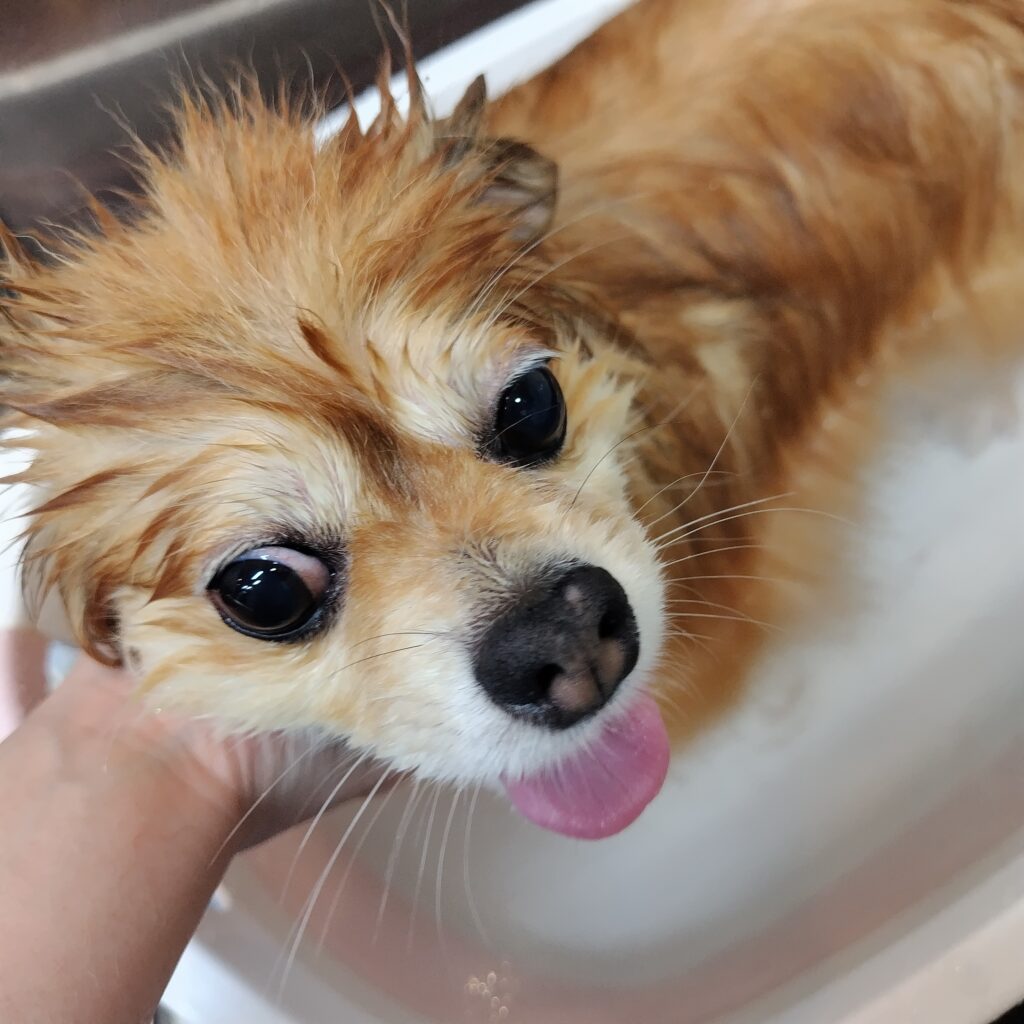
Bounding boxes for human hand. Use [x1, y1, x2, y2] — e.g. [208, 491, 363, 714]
[0, 643, 394, 1023]
[2, 642, 394, 854]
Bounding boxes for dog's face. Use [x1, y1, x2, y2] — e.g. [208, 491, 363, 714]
[1, 83, 669, 831]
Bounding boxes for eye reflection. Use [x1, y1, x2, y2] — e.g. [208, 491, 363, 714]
[208, 545, 331, 640]
[487, 365, 567, 468]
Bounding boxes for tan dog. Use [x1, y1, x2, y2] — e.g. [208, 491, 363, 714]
[2, 0, 1023, 838]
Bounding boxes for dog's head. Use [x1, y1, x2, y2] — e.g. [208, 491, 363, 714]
[0, 79, 670, 837]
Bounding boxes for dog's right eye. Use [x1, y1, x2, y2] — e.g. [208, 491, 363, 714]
[208, 546, 331, 641]
[486, 365, 567, 468]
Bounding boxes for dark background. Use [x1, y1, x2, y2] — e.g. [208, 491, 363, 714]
[0, 0, 527, 234]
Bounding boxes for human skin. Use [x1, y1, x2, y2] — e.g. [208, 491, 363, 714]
[0, 653, 387, 1024]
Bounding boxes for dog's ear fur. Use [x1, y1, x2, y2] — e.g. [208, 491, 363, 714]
[436, 75, 558, 244]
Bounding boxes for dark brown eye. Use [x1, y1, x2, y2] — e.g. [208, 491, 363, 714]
[487, 365, 567, 468]
[208, 546, 331, 640]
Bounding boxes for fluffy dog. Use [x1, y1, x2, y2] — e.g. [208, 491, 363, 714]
[2, 0, 1022, 837]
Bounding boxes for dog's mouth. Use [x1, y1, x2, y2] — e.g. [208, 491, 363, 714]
[470, 560, 669, 839]
[500, 692, 670, 839]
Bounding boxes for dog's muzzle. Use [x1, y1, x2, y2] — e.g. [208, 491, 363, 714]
[473, 564, 640, 729]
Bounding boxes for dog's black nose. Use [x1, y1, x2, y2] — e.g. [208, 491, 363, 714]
[473, 564, 640, 729]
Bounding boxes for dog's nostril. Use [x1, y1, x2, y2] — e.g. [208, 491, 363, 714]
[536, 663, 561, 688]
[598, 608, 620, 640]
[473, 564, 640, 730]
[534, 662, 562, 695]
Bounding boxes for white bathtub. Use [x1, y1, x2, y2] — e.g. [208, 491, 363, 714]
[3, 2, 1022, 1021]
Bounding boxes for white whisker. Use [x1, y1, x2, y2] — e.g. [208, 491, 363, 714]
[315, 777, 404, 955]
[665, 595, 767, 626]
[433, 787, 463, 962]
[462, 782, 490, 948]
[407, 782, 443, 952]
[653, 491, 792, 547]
[373, 778, 424, 944]
[635, 469, 735, 519]
[280, 749, 373, 900]
[644, 380, 758, 533]
[273, 769, 392, 1001]
[671, 609, 778, 631]
[657, 502, 847, 549]
[658, 542, 765, 569]
[567, 387, 701, 515]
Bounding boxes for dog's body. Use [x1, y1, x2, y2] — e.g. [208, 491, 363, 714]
[2, 0, 1023, 835]
[492, 0, 1024, 737]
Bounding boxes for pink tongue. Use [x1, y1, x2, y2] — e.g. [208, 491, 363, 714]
[502, 694, 670, 840]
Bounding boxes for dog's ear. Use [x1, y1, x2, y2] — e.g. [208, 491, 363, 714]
[436, 75, 558, 245]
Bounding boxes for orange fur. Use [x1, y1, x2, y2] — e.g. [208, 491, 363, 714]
[2, 0, 1024, 781]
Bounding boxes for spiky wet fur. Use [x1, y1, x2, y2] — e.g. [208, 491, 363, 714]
[3, 0, 1024, 784]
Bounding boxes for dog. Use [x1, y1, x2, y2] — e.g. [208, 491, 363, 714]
[2, 0, 1023, 838]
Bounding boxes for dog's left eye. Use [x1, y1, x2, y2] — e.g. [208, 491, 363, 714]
[487, 365, 567, 467]
[208, 546, 330, 640]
